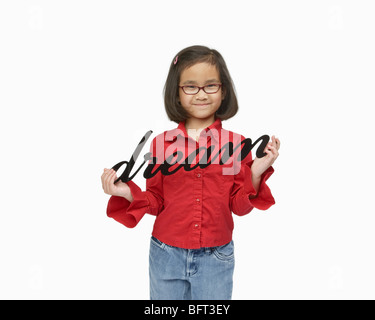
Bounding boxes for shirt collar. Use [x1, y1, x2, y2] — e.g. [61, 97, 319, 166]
[171, 117, 222, 143]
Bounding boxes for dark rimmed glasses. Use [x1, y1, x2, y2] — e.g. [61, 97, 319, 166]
[179, 83, 222, 95]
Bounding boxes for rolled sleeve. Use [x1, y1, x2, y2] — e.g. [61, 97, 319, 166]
[106, 180, 150, 228]
[243, 161, 275, 210]
[106, 137, 164, 228]
[230, 154, 275, 216]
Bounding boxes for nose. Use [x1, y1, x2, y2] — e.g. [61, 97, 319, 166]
[195, 88, 208, 100]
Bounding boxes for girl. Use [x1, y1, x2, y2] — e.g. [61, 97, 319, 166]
[101, 45, 280, 300]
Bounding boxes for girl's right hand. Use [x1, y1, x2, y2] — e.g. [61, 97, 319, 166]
[101, 168, 133, 202]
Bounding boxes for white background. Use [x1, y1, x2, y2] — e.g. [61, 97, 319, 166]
[1, 0, 374, 300]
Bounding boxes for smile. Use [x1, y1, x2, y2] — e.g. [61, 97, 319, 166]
[193, 103, 211, 107]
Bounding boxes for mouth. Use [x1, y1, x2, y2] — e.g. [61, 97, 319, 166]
[193, 103, 211, 107]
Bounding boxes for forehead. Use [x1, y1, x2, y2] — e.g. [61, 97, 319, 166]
[180, 62, 220, 84]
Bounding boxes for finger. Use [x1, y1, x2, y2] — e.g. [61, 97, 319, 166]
[263, 147, 273, 158]
[266, 141, 276, 151]
[265, 145, 278, 158]
[269, 146, 279, 160]
[268, 145, 278, 154]
[264, 149, 273, 161]
[262, 150, 276, 167]
[265, 140, 273, 152]
[263, 147, 278, 165]
[102, 169, 112, 183]
[106, 169, 116, 185]
[109, 170, 117, 184]
[272, 136, 277, 148]
[275, 138, 280, 150]
[101, 168, 108, 179]
[104, 170, 115, 192]
[102, 171, 111, 193]
[101, 169, 111, 189]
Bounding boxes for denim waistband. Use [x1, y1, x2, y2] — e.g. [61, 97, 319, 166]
[151, 235, 232, 253]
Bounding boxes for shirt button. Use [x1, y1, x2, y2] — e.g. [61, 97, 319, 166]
[194, 224, 199, 228]
[196, 198, 200, 202]
[197, 173, 201, 178]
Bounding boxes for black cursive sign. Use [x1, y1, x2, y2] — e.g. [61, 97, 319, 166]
[111, 130, 270, 183]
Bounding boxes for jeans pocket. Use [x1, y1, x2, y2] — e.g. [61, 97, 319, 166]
[213, 241, 235, 262]
[151, 236, 166, 250]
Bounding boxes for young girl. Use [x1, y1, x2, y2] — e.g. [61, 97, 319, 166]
[101, 45, 280, 300]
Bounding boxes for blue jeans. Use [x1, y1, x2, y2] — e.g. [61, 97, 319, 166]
[149, 236, 235, 300]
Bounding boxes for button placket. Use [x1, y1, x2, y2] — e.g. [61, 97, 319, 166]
[192, 168, 203, 241]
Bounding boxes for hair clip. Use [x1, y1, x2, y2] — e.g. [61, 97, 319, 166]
[173, 56, 178, 65]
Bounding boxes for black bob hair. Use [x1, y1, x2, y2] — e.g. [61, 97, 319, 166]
[164, 45, 238, 124]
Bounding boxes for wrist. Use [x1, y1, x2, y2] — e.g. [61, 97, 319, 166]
[251, 172, 262, 181]
[123, 190, 134, 202]
[251, 172, 261, 196]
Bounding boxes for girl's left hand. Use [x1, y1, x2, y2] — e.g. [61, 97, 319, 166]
[251, 135, 280, 178]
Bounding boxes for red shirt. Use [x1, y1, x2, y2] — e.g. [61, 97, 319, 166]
[106, 118, 275, 249]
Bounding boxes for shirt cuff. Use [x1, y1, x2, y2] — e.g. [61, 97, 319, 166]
[106, 180, 150, 228]
[243, 161, 276, 210]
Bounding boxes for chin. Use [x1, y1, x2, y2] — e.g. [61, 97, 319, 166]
[192, 113, 215, 119]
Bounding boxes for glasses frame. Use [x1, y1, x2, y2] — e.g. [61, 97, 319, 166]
[179, 83, 222, 95]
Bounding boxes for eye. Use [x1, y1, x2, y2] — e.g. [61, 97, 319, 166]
[204, 84, 221, 93]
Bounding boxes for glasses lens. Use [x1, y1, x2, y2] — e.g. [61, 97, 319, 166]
[183, 86, 199, 94]
[204, 84, 220, 94]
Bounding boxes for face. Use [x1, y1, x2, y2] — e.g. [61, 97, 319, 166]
[179, 62, 224, 123]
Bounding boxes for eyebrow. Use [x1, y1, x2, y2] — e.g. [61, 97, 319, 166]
[182, 79, 220, 85]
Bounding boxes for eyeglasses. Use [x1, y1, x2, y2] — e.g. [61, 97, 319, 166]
[179, 83, 222, 95]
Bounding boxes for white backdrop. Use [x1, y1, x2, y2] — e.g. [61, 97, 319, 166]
[1, 0, 374, 300]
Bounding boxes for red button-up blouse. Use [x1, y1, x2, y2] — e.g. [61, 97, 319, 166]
[106, 118, 275, 249]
